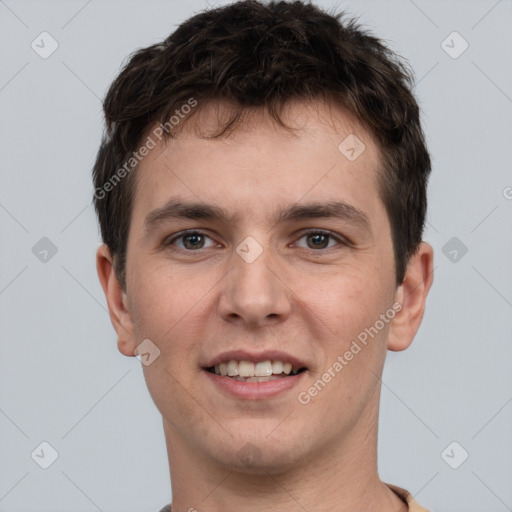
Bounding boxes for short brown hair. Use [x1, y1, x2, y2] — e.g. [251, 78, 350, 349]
[92, 0, 431, 287]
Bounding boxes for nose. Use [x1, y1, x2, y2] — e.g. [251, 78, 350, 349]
[217, 237, 292, 329]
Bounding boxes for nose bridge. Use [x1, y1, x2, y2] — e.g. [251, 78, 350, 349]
[218, 234, 291, 326]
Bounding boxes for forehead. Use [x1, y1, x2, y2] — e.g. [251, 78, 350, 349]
[130, 99, 385, 230]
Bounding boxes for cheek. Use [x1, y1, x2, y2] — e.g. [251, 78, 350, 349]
[294, 268, 388, 340]
[295, 267, 391, 402]
[129, 267, 213, 426]
[127, 258, 209, 341]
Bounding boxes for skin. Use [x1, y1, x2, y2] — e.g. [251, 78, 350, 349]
[97, 99, 433, 512]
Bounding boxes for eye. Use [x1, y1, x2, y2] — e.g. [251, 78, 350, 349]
[164, 228, 347, 253]
[294, 229, 345, 250]
[165, 230, 217, 251]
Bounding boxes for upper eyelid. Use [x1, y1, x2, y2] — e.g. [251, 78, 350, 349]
[294, 229, 347, 244]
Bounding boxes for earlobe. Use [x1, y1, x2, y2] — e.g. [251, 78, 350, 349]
[387, 242, 434, 352]
[96, 244, 137, 357]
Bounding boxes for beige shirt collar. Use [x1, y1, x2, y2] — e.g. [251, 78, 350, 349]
[386, 483, 431, 512]
[160, 483, 431, 512]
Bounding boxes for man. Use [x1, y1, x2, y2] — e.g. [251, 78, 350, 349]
[93, 1, 434, 510]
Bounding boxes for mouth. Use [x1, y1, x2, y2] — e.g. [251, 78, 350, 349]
[205, 359, 308, 382]
[202, 350, 309, 399]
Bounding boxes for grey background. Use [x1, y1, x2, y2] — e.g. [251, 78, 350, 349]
[1, 0, 511, 511]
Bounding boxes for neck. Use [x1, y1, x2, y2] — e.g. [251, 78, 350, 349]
[162, 399, 407, 512]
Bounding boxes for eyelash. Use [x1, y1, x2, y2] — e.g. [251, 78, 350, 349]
[164, 229, 348, 253]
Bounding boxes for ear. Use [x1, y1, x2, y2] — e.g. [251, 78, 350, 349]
[387, 242, 434, 352]
[96, 244, 137, 357]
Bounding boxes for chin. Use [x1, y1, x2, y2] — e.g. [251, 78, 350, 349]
[210, 435, 307, 475]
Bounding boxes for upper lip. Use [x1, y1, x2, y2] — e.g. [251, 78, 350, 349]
[203, 349, 308, 370]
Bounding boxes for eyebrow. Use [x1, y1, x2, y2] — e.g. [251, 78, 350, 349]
[144, 198, 372, 235]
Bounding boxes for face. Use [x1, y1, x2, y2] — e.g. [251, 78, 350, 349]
[105, 100, 412, 473]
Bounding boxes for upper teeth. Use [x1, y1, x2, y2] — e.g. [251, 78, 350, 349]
[212, 360, 298, 377]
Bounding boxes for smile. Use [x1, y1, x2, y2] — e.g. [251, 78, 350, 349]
[206, 359, 306, 382]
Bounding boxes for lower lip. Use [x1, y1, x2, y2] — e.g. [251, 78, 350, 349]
[203, 369, 307, 400]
